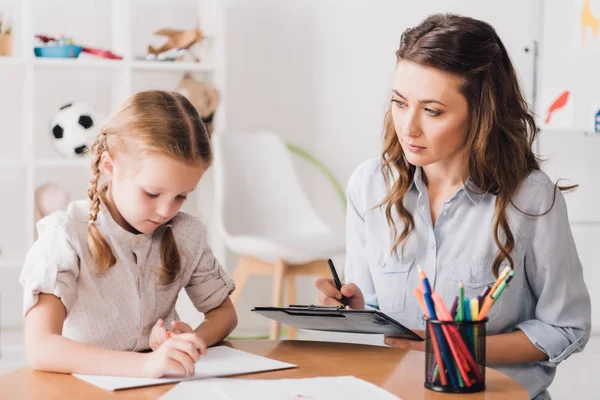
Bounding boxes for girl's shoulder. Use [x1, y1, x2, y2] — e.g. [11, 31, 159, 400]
[168, 211, 210, 250]
[37, 200, 90, 236]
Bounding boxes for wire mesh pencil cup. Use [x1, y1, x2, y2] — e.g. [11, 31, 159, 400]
[424, 318, 487, 393]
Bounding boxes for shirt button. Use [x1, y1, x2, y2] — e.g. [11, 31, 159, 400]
[139, 268, 145, 276]
[443, 211, 448, 216]
[430, 243, 435, 249]
[142, 327, 149, 336]
[470, 276, 477, 284]
[135, 237, 141, 245]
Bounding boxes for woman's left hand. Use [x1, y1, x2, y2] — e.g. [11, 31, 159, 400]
[384, 329, 426, 351]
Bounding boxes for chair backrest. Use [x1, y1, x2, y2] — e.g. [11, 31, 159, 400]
[213, 132, 330, 239]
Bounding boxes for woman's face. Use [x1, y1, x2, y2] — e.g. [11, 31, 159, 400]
[391, 60, 470, 169]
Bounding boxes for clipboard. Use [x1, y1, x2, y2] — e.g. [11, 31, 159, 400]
[251, 305, 423, 341]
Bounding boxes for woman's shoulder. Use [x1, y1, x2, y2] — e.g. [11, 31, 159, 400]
[513, 169, 562, 214]
[348, 157, 386, 193]
[347, 157, 388, 213]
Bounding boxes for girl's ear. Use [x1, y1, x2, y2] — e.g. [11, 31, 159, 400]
[100, 151, 115, 180]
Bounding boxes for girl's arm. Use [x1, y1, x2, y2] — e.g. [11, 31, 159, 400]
[27, 294, 203, 377]
[26, 293, 147, 375]
[193, 297, 237, 346]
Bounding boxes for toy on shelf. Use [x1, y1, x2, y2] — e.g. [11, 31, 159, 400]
[49, 102, 105, 159]
[176, 72, 219, 136]
[34, 182, 70, 239]
[34, 34, 122, 59]
[146, 25, 204, 62]
[0, 13, 13, 56]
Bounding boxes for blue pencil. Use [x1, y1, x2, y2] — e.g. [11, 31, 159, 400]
[464, 298, 474, 356]
[423, 289, 458, 388]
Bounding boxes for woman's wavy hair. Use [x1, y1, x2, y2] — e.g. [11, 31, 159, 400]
[87, 90, 212, 284]
[380, 14, 575, 276]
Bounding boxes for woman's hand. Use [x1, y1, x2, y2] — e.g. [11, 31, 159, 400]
[142, 333, 207, 378]
[314, 278, 366, 310]
[384, 330, 426, 351]
[149, 319, 195, 351]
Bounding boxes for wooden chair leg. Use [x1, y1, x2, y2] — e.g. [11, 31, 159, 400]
[287, 273, 297, 340]
[269, 260, 286, 340]
[229, 256, 251, 306]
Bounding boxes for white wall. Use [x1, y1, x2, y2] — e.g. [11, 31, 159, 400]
[224, 0, 545, 335]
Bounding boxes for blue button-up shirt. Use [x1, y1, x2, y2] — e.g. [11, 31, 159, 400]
[345, 158, 591, 399]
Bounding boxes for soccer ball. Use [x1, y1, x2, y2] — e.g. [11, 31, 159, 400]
[50, 102, 104, 158]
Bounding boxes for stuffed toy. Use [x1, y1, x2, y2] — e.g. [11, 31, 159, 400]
[176, 73, 219, 136]
[34, 183, 70, 239]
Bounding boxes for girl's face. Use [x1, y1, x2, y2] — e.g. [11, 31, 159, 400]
[102, 151, 205, 234]
[391, 60, 470, 169]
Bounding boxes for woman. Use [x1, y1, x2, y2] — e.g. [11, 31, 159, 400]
[315, 14, 591, 400]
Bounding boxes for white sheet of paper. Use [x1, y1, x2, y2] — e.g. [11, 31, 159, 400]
[159, 376, 402, 400]
[73, 346, 297, 391]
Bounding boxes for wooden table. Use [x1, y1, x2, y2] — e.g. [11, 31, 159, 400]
[0, 340, 528, 399]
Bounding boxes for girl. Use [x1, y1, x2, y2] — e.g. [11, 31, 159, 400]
[315, 14, 591, 400]
[20, 90, 237, 378]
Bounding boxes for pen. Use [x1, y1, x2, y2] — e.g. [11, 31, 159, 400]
[328, 259, 349, 307]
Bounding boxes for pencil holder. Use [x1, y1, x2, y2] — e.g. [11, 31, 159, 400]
[424, 318, 487, 393]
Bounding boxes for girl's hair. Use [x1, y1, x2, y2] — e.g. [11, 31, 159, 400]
[380, 14, 575, 276]
[87, 90, 212, 283]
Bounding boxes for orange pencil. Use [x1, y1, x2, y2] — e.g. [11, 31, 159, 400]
[477, 295, 494, 321]
[166, 330, 176, 338]
[413, 288, 448, 387]
[488, 266, 511, 300]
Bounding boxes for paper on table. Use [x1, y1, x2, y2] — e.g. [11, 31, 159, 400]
[73, 346, 297, 391]
[159, 376, 402, 400]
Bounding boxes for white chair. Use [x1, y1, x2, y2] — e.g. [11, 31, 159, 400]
[214, 131, 345, 339]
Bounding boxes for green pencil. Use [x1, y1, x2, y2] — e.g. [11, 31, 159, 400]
[455, 281, 464, 321]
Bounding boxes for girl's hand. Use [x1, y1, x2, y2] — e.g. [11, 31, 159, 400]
[142, 333, 207, 378]
[384, 330, 426, 351]
[315, 278, 366, 310]
[149, 319, 195, 350]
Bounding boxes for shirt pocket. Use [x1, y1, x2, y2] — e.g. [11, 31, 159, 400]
[446, 260, 504, 321]
[367, 246, 415, 313]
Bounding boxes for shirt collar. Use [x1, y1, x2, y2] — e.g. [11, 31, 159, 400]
[95, 186, 153, 246]
[410, 167, 485, 206]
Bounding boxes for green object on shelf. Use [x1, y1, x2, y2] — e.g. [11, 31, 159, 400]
[286, 142, 346, 210]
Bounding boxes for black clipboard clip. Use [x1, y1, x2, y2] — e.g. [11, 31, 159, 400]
[288, 304, 345, 311]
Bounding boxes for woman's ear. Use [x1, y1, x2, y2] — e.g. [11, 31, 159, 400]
[100, 151, 115, 180]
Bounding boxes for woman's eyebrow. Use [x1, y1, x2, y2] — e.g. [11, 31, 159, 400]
[392, 89, 447, 107]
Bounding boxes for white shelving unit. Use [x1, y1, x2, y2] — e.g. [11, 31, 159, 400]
[0, 0, 226, 329]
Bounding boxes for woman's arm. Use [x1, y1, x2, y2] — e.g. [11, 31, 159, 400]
[193, 297, 238, 346]
[384, 329, 547, 364]
[486, 331, 547, 364]
[25, 294, 147, 376]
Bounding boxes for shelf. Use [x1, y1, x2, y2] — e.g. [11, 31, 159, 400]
[34, 159, 91, 167]
[33, 57, 125, 69]
[132, 60, 214, 72]
[0, 160, 27, 167]
[0, 58, 25, 66]
[0, 260, 24, 269]
[538, 128, 600, 137]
